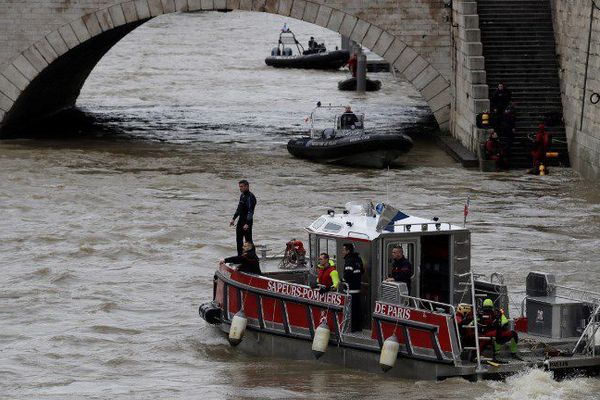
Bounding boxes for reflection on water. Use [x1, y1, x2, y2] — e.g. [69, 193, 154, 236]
[1, 10, 599, 400]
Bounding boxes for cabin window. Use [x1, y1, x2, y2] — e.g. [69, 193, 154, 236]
[309, 234, 318, 266]
[323, 222, 342, 233]
[311, 217, 326, 230]
[385, 242, 415, 277]
[318, 237, 337, 264]
[420, 235, 451, 304]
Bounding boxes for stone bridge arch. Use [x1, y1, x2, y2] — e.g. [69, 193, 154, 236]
[0, 0, 451, 135]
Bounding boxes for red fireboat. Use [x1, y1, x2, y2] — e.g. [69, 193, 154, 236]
[199, 201, 600, 381]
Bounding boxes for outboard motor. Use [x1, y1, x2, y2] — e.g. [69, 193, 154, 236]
[199, 301, 222, 325]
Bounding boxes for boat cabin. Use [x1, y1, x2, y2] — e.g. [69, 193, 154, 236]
[305, 202, 472, 330]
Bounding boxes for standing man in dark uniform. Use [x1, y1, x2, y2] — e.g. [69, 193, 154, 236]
[386, 246, 413, 294]
[229, 180, 257, 255]
[342, 243, 364, 332]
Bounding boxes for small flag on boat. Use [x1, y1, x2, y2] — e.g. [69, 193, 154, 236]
[463, 195, 470, 227]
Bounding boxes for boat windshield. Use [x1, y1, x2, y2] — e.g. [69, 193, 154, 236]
[309, 105, 365, 139]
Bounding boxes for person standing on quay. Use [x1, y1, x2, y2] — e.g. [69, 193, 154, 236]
[230, 180, 257, 255]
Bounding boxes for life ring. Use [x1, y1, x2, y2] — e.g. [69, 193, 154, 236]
[590, 92, 600, 105]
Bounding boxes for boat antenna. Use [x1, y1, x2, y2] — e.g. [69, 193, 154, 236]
[385, 165, 390, 204]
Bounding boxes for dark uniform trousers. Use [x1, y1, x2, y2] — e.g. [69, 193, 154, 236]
[344, 252, 364, 332]
[236, 221, 252, 256]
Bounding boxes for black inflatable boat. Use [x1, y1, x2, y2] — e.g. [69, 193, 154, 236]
[265, 30, 349, 70]
[338, 77, 382, 91]
[287, 104, 413, 168]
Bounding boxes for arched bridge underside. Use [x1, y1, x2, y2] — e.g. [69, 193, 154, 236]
[0, 0, 452, 135]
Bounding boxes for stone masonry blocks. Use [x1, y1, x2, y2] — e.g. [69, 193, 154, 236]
[148, 0, 165, 15]
[135, 0, 152, 18]
[314, 5, 332, 28]
[403, 56, 428, 82]
[435, 105, 450, 126]
[0, 74, 20, 101]
[326, 9, 345, 32]
[201, 0, 214, 10]
[428, 87, 451, 113]
[81, 14, 102, 37]
[383, 38, 406, 65]
[96, 9, 115, 31]
[3, 65, 29, 91]
[350, 19, 370, 43]
[46, 31, 69, 57]
[58, 25, 80, 49]
[162, 0, 177, 13]
[22, 47, 48, 73]
[461, 15, 479, 29]
[413, 65, 439, 91]
[457, 2, 477, 15]
[461, 42, 482, 57]
[226, 0, 240, 10]
[422, 75, 449, 101]
[122, 2, 140, 22]
[175, 0, 189, 12]
[71, 19, 92, 42]
[302, 2, 319, 23]
[189, 0, 201, 11]
[239, 0, 251, 10]
[290, 0, 306, 20]
[461, 29, 480, 42]
[372, 31, 393, 58]
[470, 70, 486, 84]
[339, 14, 357, 38]
[278, 0, 293, 16]
[0, 92, 13, 112]
[362, 25, 382, 51]
[34, 39, 58, 65]
[12, 55, 37, 82]
[467, 56, 484, 70]
[472, 84, 488, 99]
[394, 46, 418, 73]
[108, 5, 127, 28]
[473, 99, 489, 113]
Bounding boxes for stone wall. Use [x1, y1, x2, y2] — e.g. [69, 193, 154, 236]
[551, 0, 600, 180]
[450, 0, 488, 154]
[0, 0, 453, 134]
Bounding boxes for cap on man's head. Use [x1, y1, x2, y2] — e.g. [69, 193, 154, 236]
[239, 179, 249, 185]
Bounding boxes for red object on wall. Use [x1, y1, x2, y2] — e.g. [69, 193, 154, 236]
[514, 316, 528, 332]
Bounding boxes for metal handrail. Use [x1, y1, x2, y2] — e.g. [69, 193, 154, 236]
[573, 303, 600, 355]
[456, 272, 483, 373]
[394, 293, 462, 363]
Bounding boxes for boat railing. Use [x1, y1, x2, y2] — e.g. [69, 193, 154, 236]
[550, 283, 600, 305]
[573, 303, 600, 356]
[374, 292, 462, 364]
[456, 272, 485, 373]
[216, 267, 353, 342]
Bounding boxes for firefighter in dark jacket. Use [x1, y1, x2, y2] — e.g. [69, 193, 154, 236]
[220, 241, 262, 275]
[229, 179, 257, 255]
[385, 245, 413, 294]
[342, 243, 364, 332]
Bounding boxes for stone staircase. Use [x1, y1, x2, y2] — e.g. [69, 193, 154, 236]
[477, 0, 569, 168]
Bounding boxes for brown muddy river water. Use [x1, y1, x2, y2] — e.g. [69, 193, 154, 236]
[1, 10, 599, 400]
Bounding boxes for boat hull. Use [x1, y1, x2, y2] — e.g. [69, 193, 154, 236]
[265, 50, 350, 70]
[213, 321, 467, 380]
[338, 77, 382, 91]
[287, 134, 413, 168]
